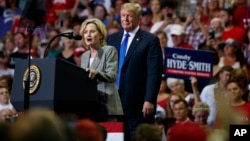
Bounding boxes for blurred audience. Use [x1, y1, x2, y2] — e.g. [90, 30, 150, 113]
[170, 24, 193, 49]
[218, 38, 249, 80]
[167, 77, 195, 109]
[0, 1, 250, 141]
[202, 0, 221, 26]
[167, 119, 207, 141]
[200, 65, 234, 126]
[10, 108, 77, 141]
[233, 0, 250, 29]
[0, 75, 13, 91]
[226, 79, 250, 124]
[167, 99, 208, 141]
[242, 27, 250, 66]
[0, 50, 14, 77]
[133, 123, 161, 141]
[154, 117, 167, 141]
[155, 31, 168, 59]
[2, 32, 17, 55]
[149, 0, 163, 24]
[140, 7, 153, 32]
[56, 29, 77, 65]
[192, 102, 210, 127]
[76, 118, 104, 141]
[46, 29, 62, 58]
[9, 32, 38, 68]
[231, 68, 250, 102]
[203, 17, 225, 57]
[172, 99, 190, 123]
[166, 93, 185, 120]
[220, 8, 245, 47]
[73, 46, 87, 67]
[184, 12, 208, 50]
[156, 77, 169, 118]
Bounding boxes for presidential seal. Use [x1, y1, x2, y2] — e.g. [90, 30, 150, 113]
[23, 65, 41, 94]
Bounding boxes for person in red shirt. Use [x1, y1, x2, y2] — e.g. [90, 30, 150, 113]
[167, 121, 207, 141]
[170, 24, 193, 50]
[172, 99, 191, 123]
[140, 7, 153, 32]
[157, 78, 170, 110]
[213, 78, 250, 128]
[51, 0, 76, 14]
[220, 8, 245, 47]
[44, 0, 77, 24]
[226, 79, 250, 124]
[167, 99, 207, 141]
[233, 0, 250, 29]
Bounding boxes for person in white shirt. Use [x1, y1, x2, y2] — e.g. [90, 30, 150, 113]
[0, 86, 17, 122]
[200, 65, 233, 126]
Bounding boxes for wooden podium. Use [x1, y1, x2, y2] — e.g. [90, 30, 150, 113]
[11, 58, 105, 120]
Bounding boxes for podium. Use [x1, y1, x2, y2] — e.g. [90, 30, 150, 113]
[11, 58, 104, 120]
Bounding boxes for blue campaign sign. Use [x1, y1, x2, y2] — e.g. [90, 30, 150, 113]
[164, 48, 214, 81]
[0, 10, 14, 39]
[0, 9, 22, 39]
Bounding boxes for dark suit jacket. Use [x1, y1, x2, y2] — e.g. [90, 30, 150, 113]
[107, 29, 163, 118]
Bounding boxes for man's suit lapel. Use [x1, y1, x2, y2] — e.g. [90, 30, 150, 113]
[124, 29, 143, 64]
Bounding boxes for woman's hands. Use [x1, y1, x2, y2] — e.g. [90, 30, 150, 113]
[86, 68, 98, 79]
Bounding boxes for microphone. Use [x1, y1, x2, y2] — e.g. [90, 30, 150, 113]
[43, 32, 82, 58]
[62, 32, 82, 40]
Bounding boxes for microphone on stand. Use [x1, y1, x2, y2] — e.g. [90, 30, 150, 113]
[61, 32, 82, 40]
[43, 32, 82, 58]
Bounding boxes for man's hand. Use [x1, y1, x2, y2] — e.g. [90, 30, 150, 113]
[142, 101, 154, 118]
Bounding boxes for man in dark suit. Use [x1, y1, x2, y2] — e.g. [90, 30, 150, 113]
[107, 3, 163, 141]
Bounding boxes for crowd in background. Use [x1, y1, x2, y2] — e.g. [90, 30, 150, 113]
[0, 0, 250, 141]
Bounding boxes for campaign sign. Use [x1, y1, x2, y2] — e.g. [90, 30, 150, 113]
[230, 124, 250, 141]
[164, 48, 214, 81]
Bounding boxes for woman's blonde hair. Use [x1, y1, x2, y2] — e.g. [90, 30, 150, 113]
[192, 102, 210, 115]
[80, 18, 107, 47]
[166, 93, 184, 118]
